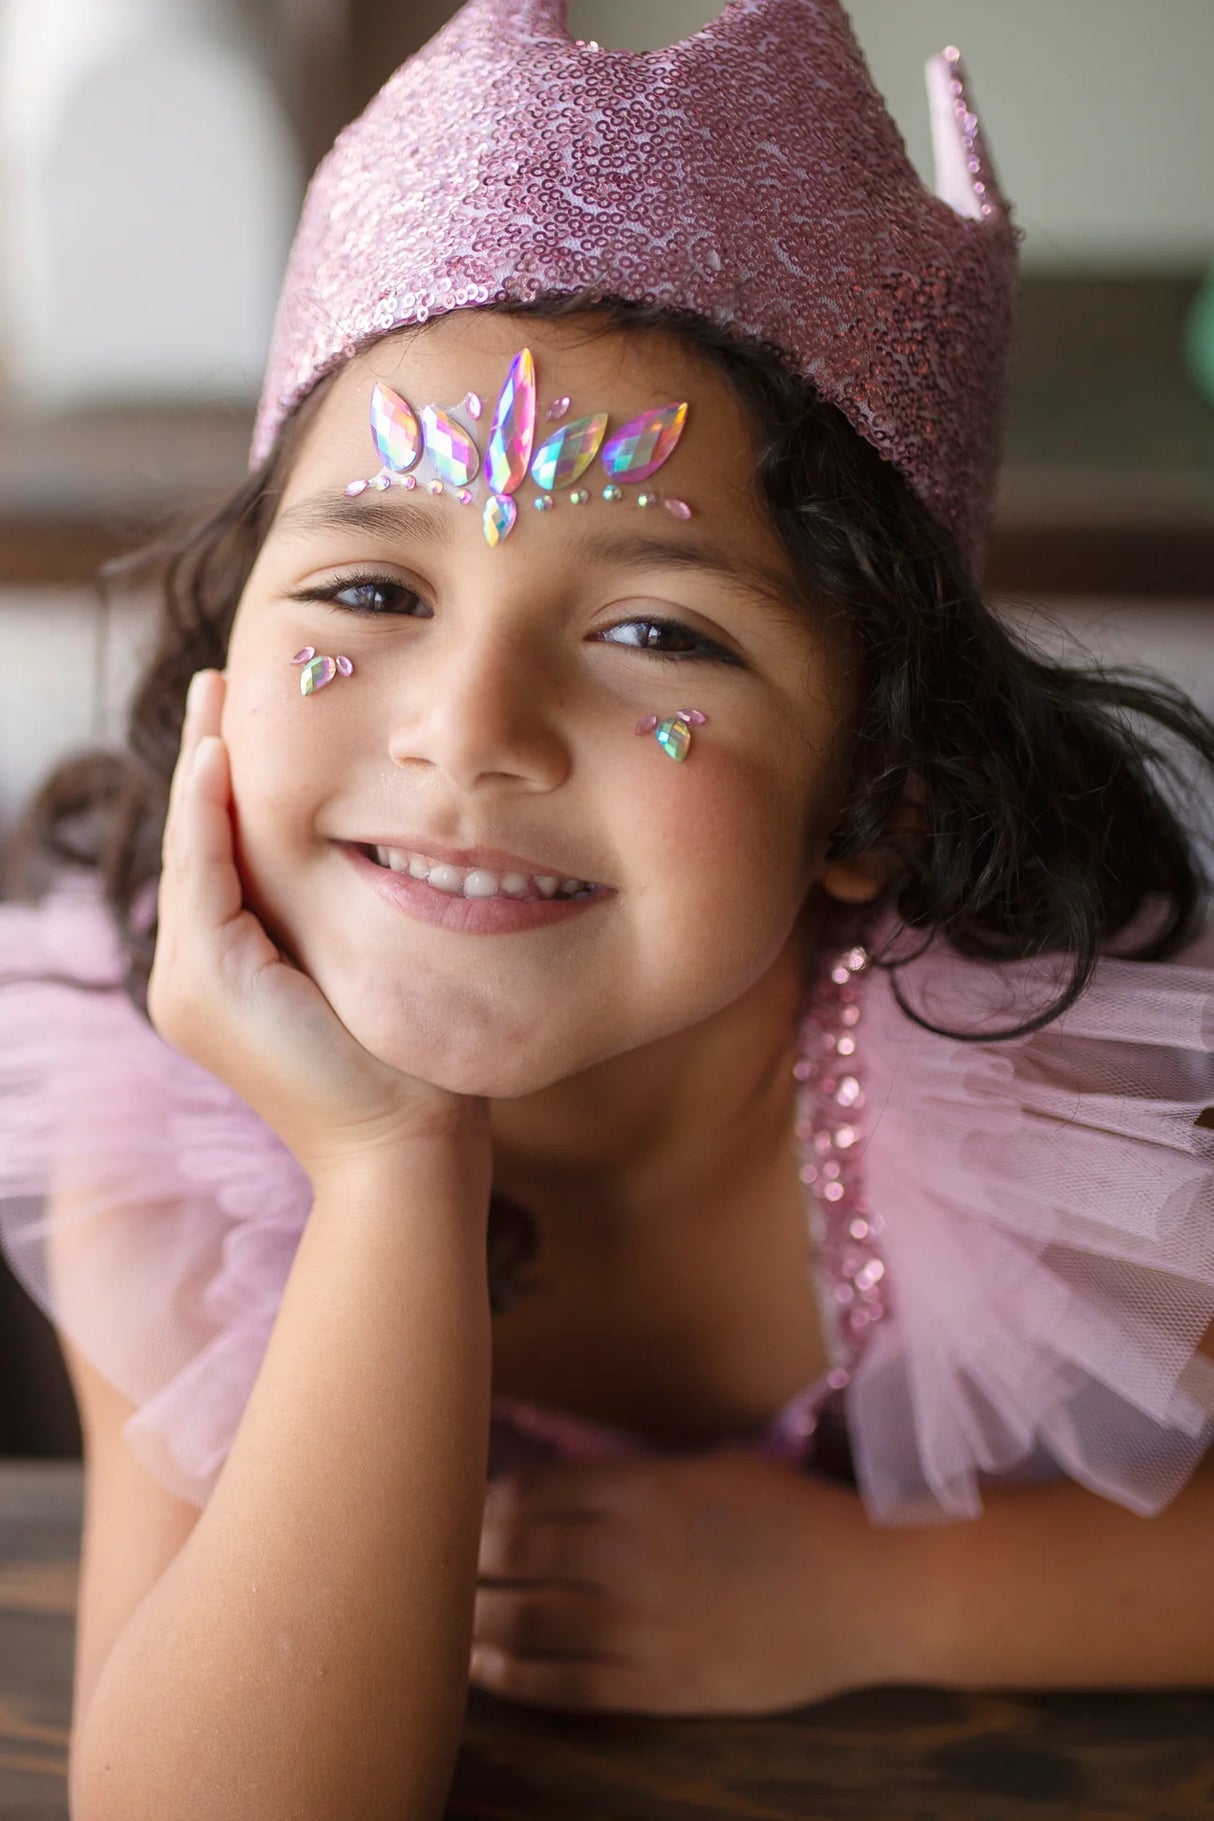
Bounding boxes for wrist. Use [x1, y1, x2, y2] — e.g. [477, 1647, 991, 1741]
[851, 1517, 956, 1688]
[305, 1111, 494, 1218]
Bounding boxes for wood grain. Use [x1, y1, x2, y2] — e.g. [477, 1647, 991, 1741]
[2, 1461, 1211, 1820]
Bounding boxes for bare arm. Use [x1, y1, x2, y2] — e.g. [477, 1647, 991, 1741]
[883, 1452, 1214, 1692]
[73, 1129, 492, 1821]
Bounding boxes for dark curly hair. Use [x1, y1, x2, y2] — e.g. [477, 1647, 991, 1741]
[7, 288, 1213, 1306]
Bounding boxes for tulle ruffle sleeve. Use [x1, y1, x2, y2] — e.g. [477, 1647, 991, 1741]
[0, 871, 312, 1508]
[847, 906, 1214, 1527]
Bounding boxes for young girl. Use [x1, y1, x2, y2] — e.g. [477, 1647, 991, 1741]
[3, 1, 1214, 1815]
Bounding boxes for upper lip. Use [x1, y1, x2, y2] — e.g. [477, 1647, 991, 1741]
[348, 837, 606, 885]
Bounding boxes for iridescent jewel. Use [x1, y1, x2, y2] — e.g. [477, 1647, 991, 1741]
[402, 474, 417, 490]
[547, 395, 571, 420]
[457, 489, 474, 505]
[428, 479, 445, 495]
[335, 655, 354, 676]
[484, 494, 517, 546]
[635, 714, 659, 734]
[569, 489, 590, 505]
[656, 717, 692, 761]
[464, 391, 483, 419]
[602, 485, 623, 502]
[300, 655, 338, 695]
[530, 413, 608, 491]
[370, 383, 423, 472]
[636, 492, 657, 508]
[664, 498, 692, 520]
[534, 494, 554, 511]
[369, 473, 392, 491]
[678, 708, 707, 725]
[485, 349, 537, 494]
[421, 405, 481, 485]
[345, 480, 368, 497]
[601, 402, 688, 483]
[291, 646, 316, 664]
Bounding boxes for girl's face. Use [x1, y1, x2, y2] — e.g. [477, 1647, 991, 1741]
[224, 311, 875, 1098]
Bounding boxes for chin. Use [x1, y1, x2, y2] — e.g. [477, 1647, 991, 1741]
[320, 976, 576, 1101]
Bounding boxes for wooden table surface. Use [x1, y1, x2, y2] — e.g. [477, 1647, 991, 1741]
[4, 1459, 1213, 1821]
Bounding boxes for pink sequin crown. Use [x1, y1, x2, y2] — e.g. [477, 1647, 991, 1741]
[252, 0, 1020, 576]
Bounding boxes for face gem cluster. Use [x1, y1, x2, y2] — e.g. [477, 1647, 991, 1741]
[345, 348, 694, 546]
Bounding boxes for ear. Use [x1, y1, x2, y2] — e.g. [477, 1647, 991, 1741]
[819, 851, 894, 905]
[819, 771, 928, 904]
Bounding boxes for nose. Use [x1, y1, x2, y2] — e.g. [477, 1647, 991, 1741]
[385, 618, 570, 793]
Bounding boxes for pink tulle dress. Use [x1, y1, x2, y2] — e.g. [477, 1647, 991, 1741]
[1, 868, 1212, 1526]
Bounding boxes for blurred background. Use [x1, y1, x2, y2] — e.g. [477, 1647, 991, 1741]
[0, 0, 1211, 1457]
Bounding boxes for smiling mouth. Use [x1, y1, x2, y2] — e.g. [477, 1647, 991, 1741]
[355, 843, 602, 902]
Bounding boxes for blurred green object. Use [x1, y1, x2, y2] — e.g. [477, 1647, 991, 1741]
[1185, 264, 1214, 409]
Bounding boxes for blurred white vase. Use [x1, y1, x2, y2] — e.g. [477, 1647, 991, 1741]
[0, 0, 303, 406]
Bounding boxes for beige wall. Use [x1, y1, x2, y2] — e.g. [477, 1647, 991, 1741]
[567, 0, 1214, 270]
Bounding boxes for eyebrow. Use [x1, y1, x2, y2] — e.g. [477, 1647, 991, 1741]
[271, 490, 803, 626]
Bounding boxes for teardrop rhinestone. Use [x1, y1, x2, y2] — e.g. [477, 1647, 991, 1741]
[290, 646, 316, 664]
[344, 479, 369, 497]
[655, 716, 692, 761]
[335, 655, 354, 676]
[421, 405, 481, 486]
[664, 497, 693, 520]
[530, 413, 608, 492]
[635, 715, 659, 734]
[464, 391, 483, 419]
[547, 395, 571, 421]
[370, 383, 423, 473]
[483, 494, 518, 547]
[300, 655, 338, 695]
[485, 349, 537, 495]
[680, 709, 707, 725]
[601, 402, 688, 484]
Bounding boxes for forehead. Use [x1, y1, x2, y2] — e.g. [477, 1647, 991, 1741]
[282, 308, 773, 545]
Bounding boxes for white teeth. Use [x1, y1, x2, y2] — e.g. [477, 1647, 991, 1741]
[368, 848, 592, 901]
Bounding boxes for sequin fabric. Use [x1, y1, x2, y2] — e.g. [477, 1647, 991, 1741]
[487, 934, 889, 1476]
[251, 0, 1020, 577]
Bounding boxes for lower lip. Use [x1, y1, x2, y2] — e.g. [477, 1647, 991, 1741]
[342, 844, 614, 935]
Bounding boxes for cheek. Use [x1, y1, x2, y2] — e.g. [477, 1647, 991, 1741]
[634, 736, 808, 899]
[220, 659, 347, 930]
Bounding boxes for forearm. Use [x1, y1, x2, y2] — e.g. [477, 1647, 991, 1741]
[885, 1455, 1214, 1691]
[75, 1130, 492, 1821]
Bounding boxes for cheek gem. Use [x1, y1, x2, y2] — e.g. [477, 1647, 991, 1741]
[291, 649, 355, 695]
[634, 707, 708, 761]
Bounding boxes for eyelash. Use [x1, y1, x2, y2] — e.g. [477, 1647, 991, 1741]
[288, 572, 744, 666]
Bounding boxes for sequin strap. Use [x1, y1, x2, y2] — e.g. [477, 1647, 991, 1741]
[760, 939, 892, 1461]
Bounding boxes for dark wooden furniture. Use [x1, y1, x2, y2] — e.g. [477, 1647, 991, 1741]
[4, 1460, 1213, 1820]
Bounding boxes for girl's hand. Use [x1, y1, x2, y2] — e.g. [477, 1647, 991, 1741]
[472, 1450, 902, 1716]
[148, 669, 482, 1179]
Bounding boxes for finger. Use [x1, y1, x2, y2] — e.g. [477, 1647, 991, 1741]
[485, 1460, 639, 1527]
[164, 669, 223, 847]
[186, 732, 244, 933]
[479, 1513, 625, 1589]
[469, 1642, 647, 1714]
[474, 1584, 627, 1661]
